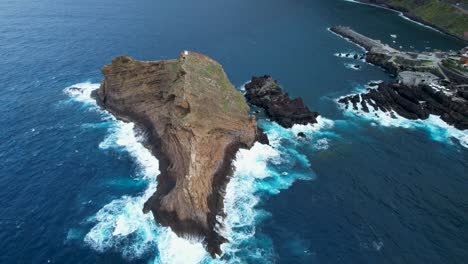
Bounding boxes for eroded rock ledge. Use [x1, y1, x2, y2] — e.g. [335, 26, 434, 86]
[331, 26, 468, 130]
[94, 52, 265, 257]
[338, 82, 468, 130]
[245, 75, 319, 128]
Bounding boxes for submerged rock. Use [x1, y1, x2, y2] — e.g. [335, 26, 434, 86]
[94, 52, 266, 257]
[297, 132, 307, 139]
[368, 81, 381, 87]
[244, 75, 319, 128]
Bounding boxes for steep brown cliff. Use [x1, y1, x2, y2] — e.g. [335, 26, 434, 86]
[94, 52, 261, 257]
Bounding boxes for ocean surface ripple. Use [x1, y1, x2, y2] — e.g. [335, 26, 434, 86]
[64, 83, 336, 263]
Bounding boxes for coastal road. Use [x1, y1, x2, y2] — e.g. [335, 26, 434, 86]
[441, 0, 468, 13]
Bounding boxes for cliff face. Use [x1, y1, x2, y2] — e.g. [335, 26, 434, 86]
[95, 52, 260, 257]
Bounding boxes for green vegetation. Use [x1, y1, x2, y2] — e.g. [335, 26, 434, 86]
[442, 58, 468, 72]
[381, 0, 468, 41]
[421, 60, 434, 66]
[205, 59, 248, 113]
[167, 60, 181, 78]
[184, 53, 249, 114]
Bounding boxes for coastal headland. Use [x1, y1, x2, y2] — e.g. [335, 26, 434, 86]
[94, 52, 263, 257]
[92, 51, 320, 257]
[331, 26, 468, 129]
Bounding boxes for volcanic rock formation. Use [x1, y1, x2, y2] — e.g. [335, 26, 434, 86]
[338, 82, 468, 130]
[244, 75, 319, 128]
[94, 52, 265, 257]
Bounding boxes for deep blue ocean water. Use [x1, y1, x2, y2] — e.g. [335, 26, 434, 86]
[1, 0, 467, 263]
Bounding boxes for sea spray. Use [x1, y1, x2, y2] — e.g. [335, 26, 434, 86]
[337, 94, 468, 148]
[66, 83, 211, 262]
[216, 117, 335, 263]
[64, 82, 336, 263]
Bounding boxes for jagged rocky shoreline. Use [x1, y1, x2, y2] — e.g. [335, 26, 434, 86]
[93, 52, 264, 257]
[92, 52, 319, 258]
[331, 26, 468, 131]
[339, 82, 468, 130]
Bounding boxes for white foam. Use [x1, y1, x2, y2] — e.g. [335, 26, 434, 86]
[65, 83, 335, 263]
[291, 116, 334, 135]
[217, 143, 287, 263]
[216, 118, 334, 262]
[156, 230, 207, 264]
[314, 138, 330, 150]
[64, 82, 101, 106]
[65, 83, 209, 262]
[334, 52, 365, 62]
[221, 143, 279, 250]
[83, 110, 163, 259]
[338, 96, 468, 148]
[345, 63, 361, 70]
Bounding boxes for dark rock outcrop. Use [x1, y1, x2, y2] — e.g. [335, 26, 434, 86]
[365, 52, 400, 74]
[338, 83, 468, 130]
[332, 25, 468, 131]
[94, 52, 265, 257]
[244, 75, 319, 128]
[297, 132, 307, 139]
[255, 126, 270, 145]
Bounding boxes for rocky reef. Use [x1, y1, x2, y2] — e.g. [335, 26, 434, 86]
[332, 26, 468, 130]
[338, 82, 468, 130]
[245, 75, 319, 128]
[94, 52, 265, 257]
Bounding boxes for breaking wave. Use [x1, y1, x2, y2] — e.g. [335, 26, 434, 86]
[344, 63, 362, 70]
[64, 82, 335, 263]
[337, 94, 468, 148]
[65, 83, 207, 263]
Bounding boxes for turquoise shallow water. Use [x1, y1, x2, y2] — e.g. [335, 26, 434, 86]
[0, 0, 467, 263]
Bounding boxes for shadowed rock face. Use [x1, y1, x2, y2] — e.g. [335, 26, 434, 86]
[338, 83, 468, 130]
[94, 52, 262, 257]
[245, 75, 319, 128]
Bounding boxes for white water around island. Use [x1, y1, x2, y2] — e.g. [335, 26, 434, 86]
[64, 78, 467, 264]
[64, 82, 336, 263]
